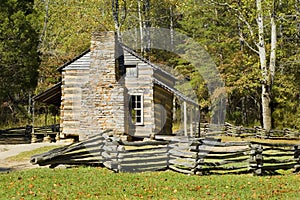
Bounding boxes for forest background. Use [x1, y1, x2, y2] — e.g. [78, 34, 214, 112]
[0, 0, 299, 131]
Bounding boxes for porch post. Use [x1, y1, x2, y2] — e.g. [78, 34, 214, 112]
[184, 101, 187, 136]
[32, 101, 35, 134]
[190, 107, 193, 137]
[31, 101, 37, 143]
[198, 105, 201, 137]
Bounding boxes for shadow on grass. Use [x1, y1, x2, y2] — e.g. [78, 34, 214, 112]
[0, 166, 11, 173]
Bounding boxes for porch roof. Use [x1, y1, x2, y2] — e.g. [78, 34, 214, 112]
[33, 82, 62, 106]
[153, 78, 198, 106]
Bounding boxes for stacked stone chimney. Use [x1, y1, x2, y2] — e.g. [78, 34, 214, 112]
[80, 31, 125, 139]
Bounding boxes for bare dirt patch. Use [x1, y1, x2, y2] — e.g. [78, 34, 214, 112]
[0, 143, 66, 172]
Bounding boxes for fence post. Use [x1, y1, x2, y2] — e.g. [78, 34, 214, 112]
[249, 144, 263, 176]
[254, 126, 264, 138]
[224, 123, 228, 135]
[263, 129, 270, 139]
[294, 145, 300, 173]
[193, 142, 199, 174]
[236, 126, 242, 137]
[195, 158, 204, 175]
[293, 131, 300, 139]
[114, 145, 125, 172]
[194, 141, 205, 175]
[166, 142, 171, 170]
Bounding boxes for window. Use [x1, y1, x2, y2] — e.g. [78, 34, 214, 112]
[125, 65, 138, 77]
[130, 94, 143, 125]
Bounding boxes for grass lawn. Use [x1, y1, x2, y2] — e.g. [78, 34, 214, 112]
[1, 137, 299, 199]
[0, 167, 299, 200]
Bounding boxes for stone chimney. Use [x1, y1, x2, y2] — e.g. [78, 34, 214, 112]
[80, 31, 126, 139]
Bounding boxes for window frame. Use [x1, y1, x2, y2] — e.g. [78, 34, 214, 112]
[125, 65, 138, 78]
[129, 93, 144, 125]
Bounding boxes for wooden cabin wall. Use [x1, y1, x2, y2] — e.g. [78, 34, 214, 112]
[124, 50, 175, 87]
[154, 85, 173, 135]
[124, 56, 155, 137]
[61, 33, 177, 140]
[61, 69, 89, 138]
[124, 51, 140, 66]
[123, 50, 175, 136]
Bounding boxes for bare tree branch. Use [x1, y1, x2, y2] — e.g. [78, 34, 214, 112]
[38, 0, 49, 51]
[205, 0, 259, 54]
[239, 33, 259, 54]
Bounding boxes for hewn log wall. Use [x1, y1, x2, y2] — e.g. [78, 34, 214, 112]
[124, 59, 155, 137]
[61, 68, 89, 138]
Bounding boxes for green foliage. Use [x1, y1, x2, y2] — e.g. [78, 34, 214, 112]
[34, 0, 114, 92]
[0, 0, 40, 126]
[0, 167, 299, 199]
[0, 0, 39, 98]
[2, 0, 299, 129]
[176, 0, 300, 128]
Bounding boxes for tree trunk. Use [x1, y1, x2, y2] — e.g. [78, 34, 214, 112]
[256, 0, 273, 132]
[38, 0, 49, 50]
[170, 5, 174, 51]
[112, 0, 121, 39]
[137, 0, 144, 53]
[144, 0, 151, 54]
[269, 14, 277, 86]
[261, 85, 272, 132]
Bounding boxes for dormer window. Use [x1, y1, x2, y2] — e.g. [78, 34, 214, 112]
[125, 65, 138, 77]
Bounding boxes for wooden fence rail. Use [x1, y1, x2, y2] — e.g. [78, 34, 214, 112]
[0, 125, 32, 144]
[31, 132, 300, 176]
[200, 123, 300, 140]
[0, 124, 60, 144]
[2, 122, 299, 144]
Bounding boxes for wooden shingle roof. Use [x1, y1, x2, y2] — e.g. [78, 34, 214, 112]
[35, 43, 198, 107]
[153, 78, 198, 106]
[57, 49, 90, 72]
[121, 44, 177, 81]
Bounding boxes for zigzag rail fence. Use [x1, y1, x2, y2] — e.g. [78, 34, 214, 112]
[30, 130, 300, 176]
[1, 122, 299, 144]
[0, 124, 60, 144]
[200, 123, 300, 140]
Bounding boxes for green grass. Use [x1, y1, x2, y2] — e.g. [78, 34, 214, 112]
[0, 167, 299, 200]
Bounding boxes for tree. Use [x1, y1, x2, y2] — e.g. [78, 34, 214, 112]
[256, 0, 276, 132]
[28, 0, 299, 129]
[0, 0, 40, 125]
[34, 0, 114, 92]
[227, 0, 294, 131]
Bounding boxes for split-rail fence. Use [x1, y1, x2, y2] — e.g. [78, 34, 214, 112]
[31, 130, 300, 176]
[0, 124, 59, 144]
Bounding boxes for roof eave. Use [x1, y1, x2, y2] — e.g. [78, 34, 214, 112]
[33, 82, 62, 106]
[153, 78, 198, 106]
[120, 43, 177, 81]
[56, 49, 91, 72]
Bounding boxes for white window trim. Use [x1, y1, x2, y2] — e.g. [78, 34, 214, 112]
[130, 93, 144, 125]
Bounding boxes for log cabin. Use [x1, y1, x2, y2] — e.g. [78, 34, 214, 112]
[33, 31, 199, 141]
